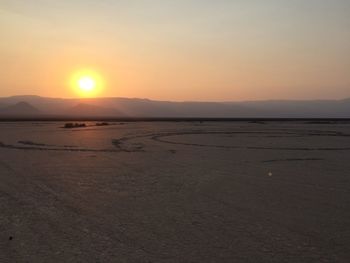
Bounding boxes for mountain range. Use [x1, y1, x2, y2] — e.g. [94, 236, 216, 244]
[0, 95, 349, 118]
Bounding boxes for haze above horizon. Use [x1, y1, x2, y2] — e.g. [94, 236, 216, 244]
[1, 0, 349, 101]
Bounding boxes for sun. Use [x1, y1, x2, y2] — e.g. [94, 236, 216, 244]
[78, 76, 96, 92]
[71, 70, 104, 97]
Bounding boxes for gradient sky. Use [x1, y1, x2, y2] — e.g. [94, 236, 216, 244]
[1, 0, 349, 101]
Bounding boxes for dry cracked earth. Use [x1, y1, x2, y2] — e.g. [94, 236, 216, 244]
[0, 121, 350, 262]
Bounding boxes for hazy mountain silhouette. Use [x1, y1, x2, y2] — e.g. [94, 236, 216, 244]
[0, 101, 41, 116]
[0, 95, 349, 118]
[65, 103, 123, 117]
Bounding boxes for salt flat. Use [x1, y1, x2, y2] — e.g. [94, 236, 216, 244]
[0, 121, 350, 262]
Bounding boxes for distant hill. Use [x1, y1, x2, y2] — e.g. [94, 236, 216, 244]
[0, 101, 41, 116]
[0, 95, 349, 118]
[65, 103, 123, 117]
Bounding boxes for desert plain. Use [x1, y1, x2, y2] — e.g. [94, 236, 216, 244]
[0, 121, 349, 262]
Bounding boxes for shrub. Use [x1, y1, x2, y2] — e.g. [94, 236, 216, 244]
[64, 123, 86, 129]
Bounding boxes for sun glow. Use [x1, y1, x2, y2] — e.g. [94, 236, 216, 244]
[71, 70, 104, 97]
[78, 77, 95, 92]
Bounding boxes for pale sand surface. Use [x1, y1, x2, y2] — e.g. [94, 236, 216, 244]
[0, 121, 350, 262]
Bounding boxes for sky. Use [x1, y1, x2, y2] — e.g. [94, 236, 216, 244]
[0, 0, 349, 101]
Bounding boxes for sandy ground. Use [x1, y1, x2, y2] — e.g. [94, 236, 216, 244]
[0, 121, 350, 262]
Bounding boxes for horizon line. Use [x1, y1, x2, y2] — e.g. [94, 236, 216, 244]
[1, 94, 349, 104]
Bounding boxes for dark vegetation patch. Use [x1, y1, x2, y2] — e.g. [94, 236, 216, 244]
[96, 122, 109, 126]
[63, 123, 86, 129]
[63, 122, 126, 130]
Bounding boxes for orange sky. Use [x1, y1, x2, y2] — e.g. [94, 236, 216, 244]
[1, 1, 349, 101]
